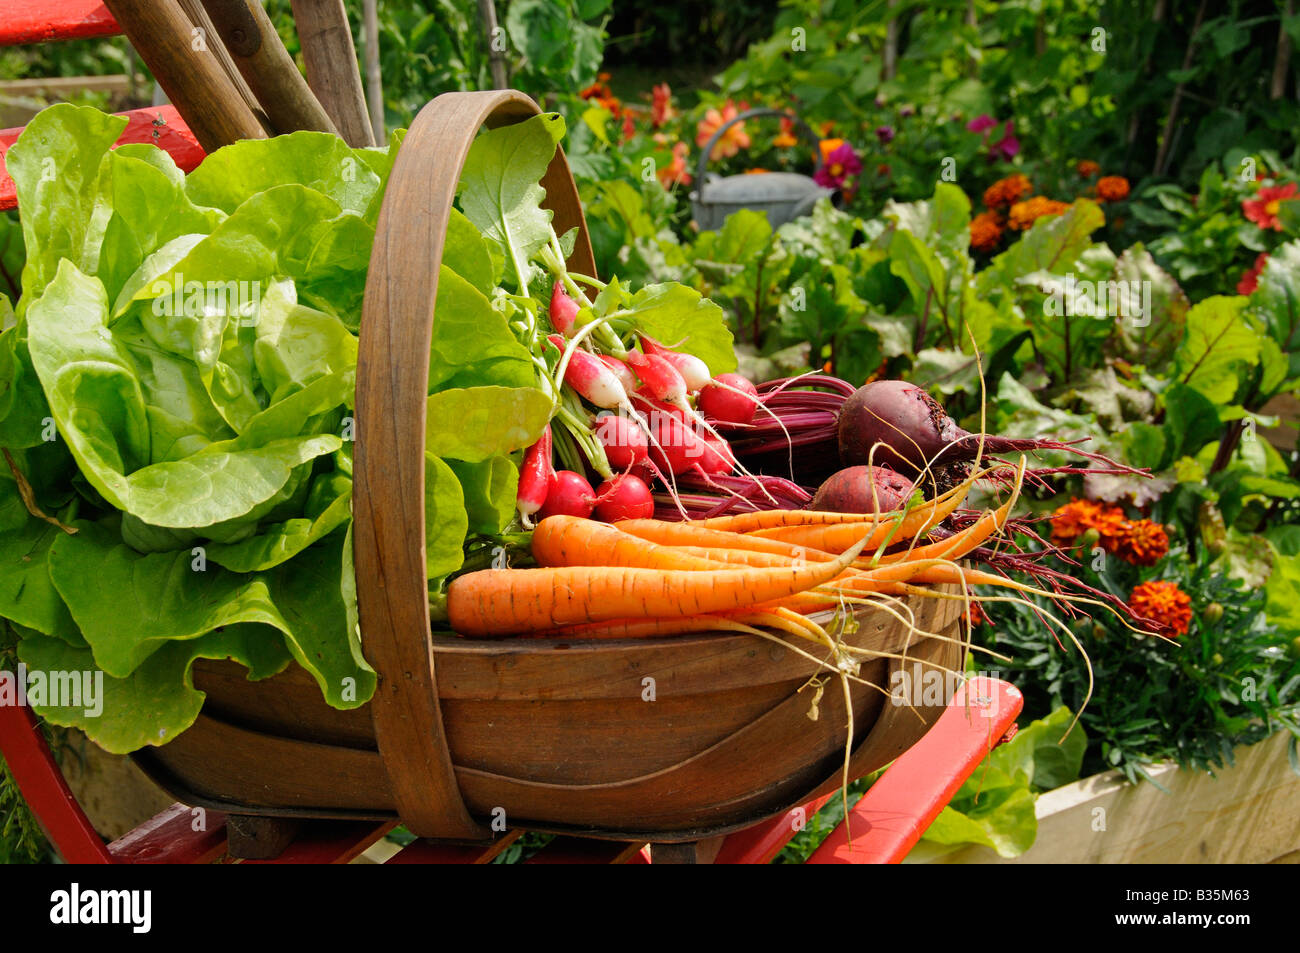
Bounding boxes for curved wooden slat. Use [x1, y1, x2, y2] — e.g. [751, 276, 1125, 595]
[355, 89, 593, 839]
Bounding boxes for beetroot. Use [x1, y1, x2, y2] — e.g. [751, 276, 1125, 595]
[811, 465, 916, 514]
[836, 380, 1122, 477]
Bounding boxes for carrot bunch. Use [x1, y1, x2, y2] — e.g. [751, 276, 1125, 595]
[445, 458, 1027, 641]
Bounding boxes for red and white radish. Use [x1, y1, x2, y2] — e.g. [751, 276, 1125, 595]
[593, 473, 655, 521]
[595, 412, 649, 470]
[549, 281, 579, 336]
[537, 470, 596, 520]
[547, 334, 629, 410]
[699, 373, 760, 425]
[625, 350, 688, 404]
[639, 335, 711, 392]
[599, 354, 639, 395]
[516, 425, 556, 527]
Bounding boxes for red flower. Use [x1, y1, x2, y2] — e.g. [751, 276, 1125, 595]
[1242, 182, 1297, 231]
[656, 141, 692, 190]
[650, 83, 677, 128]
[1238, 253, 1269, 294]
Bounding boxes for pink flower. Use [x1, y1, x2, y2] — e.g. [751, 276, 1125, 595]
[966, 114, 997, 134]
[992, 121, 1019, 160]
[814, 141, 862, 189]
[695, 100, 751, 160]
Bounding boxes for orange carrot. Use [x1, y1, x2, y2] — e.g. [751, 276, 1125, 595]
[613, 518, 835, 561]
[447, 529, 873, 636]
[532, 516, 732, 570]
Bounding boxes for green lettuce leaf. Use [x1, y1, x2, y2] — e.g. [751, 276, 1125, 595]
[426, 385, 551, 462]
[17, 624, 292, 753]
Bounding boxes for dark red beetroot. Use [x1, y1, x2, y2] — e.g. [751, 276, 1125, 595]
[836, 380, 1124, 477]
[811, 466, 916, 514]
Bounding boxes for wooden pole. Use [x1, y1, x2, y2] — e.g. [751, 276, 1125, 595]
[477, 0, 508, 89]
[883, 0, 898, 81]
[175, 0, 272, 133]
[1272, 0, 1294, 100]
[1153, 0, 1208, 177]
[289, 0, 375, 146]
[100, 0, 267, 152]
[199, 0, 338, 137]
[362, 0, 384, 144]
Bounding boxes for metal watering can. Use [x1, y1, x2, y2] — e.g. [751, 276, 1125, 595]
[690, 108, 840, 231]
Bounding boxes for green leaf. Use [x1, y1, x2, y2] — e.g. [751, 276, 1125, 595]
[204, 481, 352, 573]
[425, 453, 468, 580]
[429, 266, 535, 392]
[449, 455, 519, 535]
[1172, 295, 1260, 404]
[1251, 240, 1300, 380]
[17, 625, 293, 753]
[623, 283, 738, 375]
[0, 511, 78, 641]
[459, 113, 566, 290]
[184, 131, 382, 217]
[6, 104, 125, 300]
[426, 386, 551, 462]
[1111, 243, 1190, 368]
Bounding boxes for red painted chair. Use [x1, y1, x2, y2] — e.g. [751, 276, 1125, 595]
[0, 1, 206, 213]
[0, 677, 1022, 864]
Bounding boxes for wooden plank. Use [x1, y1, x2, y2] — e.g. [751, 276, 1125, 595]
[0, 75, 132, 97]
[0, 1, 119, 46]
[1, 105, 204, 212]
[908, 731, 1300, 864]
[109, 804, 229, 864]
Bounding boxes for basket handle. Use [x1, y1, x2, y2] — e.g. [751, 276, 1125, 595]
[693, 107, 823, 190]
[355, 90, 596, 840]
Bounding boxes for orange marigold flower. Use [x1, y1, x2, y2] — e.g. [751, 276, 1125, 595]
[1008, 195, 1071, 230]
[1242, 182, 1297, 231]
[1096, 176, 1130, 202]
[1128, 580, 1193, 637]
[656, 141, 693, 189]
[983, 173, 1032, 209]
[772, 116, 798, 148]
[1050, 498, 1126, 547]
[964, 601, 988, 627]
[696, 100, 751, 160]
[1076, 160, 1100, 178]
[969, 210, 1004, 252]
[1109, 519, 1170, 566]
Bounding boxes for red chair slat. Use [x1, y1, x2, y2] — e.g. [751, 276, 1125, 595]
[109, 803, 228, 864]
[0, 104, 204, 213]
[524, 836, 648, 864]
[808, 677, 1023, 864]
[0, 1, 119, 46]
[0, 700, 112, 863]
[238, 820, 396, 865]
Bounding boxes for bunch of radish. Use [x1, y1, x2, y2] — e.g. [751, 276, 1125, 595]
[515, 282, 778, 526]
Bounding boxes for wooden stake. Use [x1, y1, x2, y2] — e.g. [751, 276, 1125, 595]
[477, 0, 508, 90]
[290, 0, 375, 146]
[101, 0, 267, 152]
[199, 0, 338, 137]
[362, 0, 384, 144]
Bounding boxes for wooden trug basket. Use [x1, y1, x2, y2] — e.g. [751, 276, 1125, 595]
[131, 90, 964, 845]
